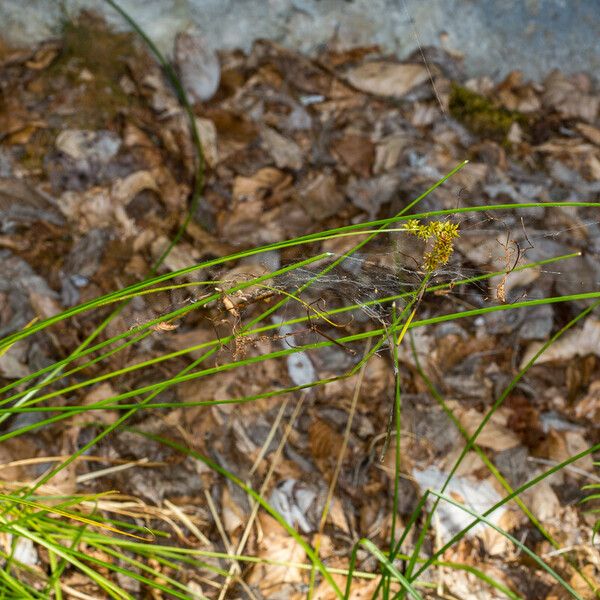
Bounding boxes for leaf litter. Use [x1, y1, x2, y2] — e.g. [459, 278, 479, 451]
[0, 9, 599, 598]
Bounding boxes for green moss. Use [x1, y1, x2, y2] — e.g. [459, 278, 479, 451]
[449, 82, 526, 141]
[43, 12, 146, 128]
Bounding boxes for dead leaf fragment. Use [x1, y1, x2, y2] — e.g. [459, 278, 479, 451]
[299, 171, 345, 220]
[331, 133, 374, 177]
[232, 167, 292, 203]
[542, 70, 599, 122]
[0, 350, 30, 379]
[261, 126, 303, 170]
[523, 479, 560, 521]
[78, 382, 119, 425]
[25, 42, 60, 70]
[194, 117, 219, 167]
[111, 170, 159, 204]
[541, 430, 594, 474]
[345, 61, 431, 98]
[454, 404, 520, 452]
[221, 485, 246, 540]
[520, 317, 600, 367]
[574, 380, 600, 422]
[247, 513, 306, 595]
[28, 291, 62, 319]
[55, 129, 121, 163]
[576, 122, 600, 146]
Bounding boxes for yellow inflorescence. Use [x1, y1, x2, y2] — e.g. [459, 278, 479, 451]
[403, 219, 460, 271]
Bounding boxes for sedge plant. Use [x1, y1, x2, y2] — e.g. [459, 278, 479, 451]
[0, 2, 598, 599]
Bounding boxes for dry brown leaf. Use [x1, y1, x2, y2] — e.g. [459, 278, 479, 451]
[150, 237, 201, 272]
[520, 317, 600, 367]
[5, 121, 47, 145]
[0, 437, 38, 482]
[569, 564, 599, 600]
[261, 126, 304, 170]
[347, 174, 400, 218]
[576, 122, 600, 146]
[77, 382, 119, 426]
[451, 405, 520, 452]
[345, 61, 431, 98]
[523, 479, 560, 522]
[331, 133, 374, 177]
[328, 497, 350, 534]
[541, 430, 594, 474]
[299, 172, 345, 220]
[542, 70, 599, 122]
[60, 187, 135, 235]
[221, 485, 246, 540]
[574, 380, 600, 422]
[232, 167, 292, 203]
[28, 290, 62, 319]
[373, 134, 410, 173]
[194, 117, 219, 167]
[247, 513, 306, 596]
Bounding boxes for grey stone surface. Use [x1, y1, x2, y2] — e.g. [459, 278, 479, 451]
[1, 1, 598, 81]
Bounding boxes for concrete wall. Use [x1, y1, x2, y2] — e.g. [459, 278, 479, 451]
[2, 0, 599, 81]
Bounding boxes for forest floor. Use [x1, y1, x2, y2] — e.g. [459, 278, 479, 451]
[0, 11, 599, 599]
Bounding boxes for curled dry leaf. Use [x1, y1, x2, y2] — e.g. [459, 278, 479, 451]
[345, 61, 432, 98]
[25, 41, 60, 70]
[59, 170, 159, 235]
[232, 167, 292, 203]
[111, 170, 159, 204]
